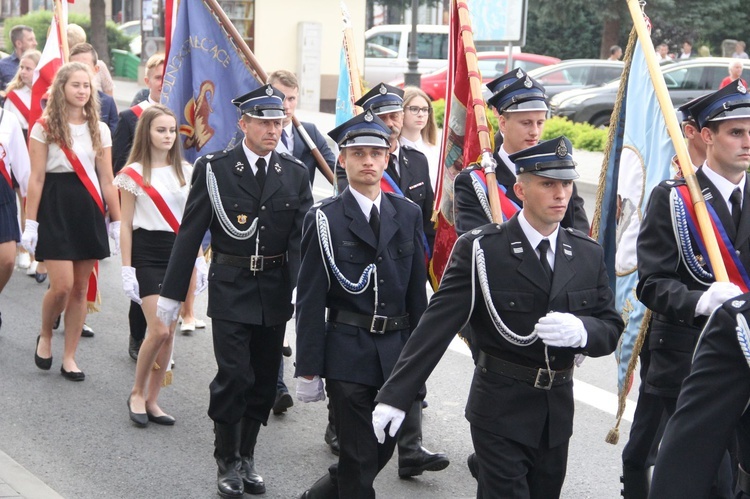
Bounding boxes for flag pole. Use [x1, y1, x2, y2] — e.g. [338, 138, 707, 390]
[342, 2, 363, 110]
[455, 0, 502, 223]
[204, 0, 335, 185]
[56, 0, 69, 62]
[626, 0, 728, 281]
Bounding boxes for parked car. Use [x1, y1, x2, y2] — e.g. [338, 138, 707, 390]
[393, 52, 560, 102]
[527, 59, 624, 97]
[118, 20, 141, 56]
[364, 24, 450, 85]
[550, 58, 750, 127]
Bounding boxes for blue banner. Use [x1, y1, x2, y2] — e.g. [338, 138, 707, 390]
[335, 44, 355, 126]
[161, 1, 259, 162]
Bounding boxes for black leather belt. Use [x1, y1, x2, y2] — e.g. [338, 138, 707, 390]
[212, 251, 285, 271]
[327, 309, 410, 334]
[739, 464, 750, 495]
[477, 350, 574, 390]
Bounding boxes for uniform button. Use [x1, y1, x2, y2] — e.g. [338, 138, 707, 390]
[261, 246, 265, 251]
[349, 254, 354, 258]
[737, 250, 741, 256]
[261, 226, 266, 231]
[481, 368, 487, 373]
[582, 300, 588, 306]
[398, 249, 402, 254]
[379, 279, 384, 284]
[659, 338, 665, 344]
[377, 257, 383, 262]
[211, 272, 215, 277]
[261, 206, 266, 211]
[509, 301, 515, 307]
[550, 356, 556, 362]
[380, 303, 385, 307]
[233, 203, 238, 208]
[285, 203, 290, 207]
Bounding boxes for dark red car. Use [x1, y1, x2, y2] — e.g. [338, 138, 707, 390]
[393, 52, 561, 101]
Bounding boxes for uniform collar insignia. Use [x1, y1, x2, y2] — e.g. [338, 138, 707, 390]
[511, 241, 523, 254]
[234, 161, 244, 173]
[733, 300, 746, 308]
[275, 163, 282, 173]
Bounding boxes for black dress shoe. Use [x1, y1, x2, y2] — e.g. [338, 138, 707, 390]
[398, 447, 450, 478]
[60, 366, 85, 382]
[421, 399, 429, 409]
[34, 336, 52, 370]
[81, 323, 94, 337]
[147, 411, 176, 426]
[53, 315, 60, 330]
[467, 452, 478, 479]
[127, 397, 148, 427]
[272, 391, 294, 415]
[128, 336, 142, 361]
[282, 345, 293, 357]
[34, 272, 47, 283]
[324, 423, 339, 456]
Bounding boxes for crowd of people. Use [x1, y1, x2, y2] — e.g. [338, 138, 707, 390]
[5, 18, 750, 499]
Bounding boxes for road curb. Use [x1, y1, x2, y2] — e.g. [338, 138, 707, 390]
[0, 449, 65, 499]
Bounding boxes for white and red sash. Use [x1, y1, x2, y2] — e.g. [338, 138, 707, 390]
[119, 166, 181, 233]
[5, 90, 30, 126]
[38, 119, 103, 213]
[130, 100, 152, 118]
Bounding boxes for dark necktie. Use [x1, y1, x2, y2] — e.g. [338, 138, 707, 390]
[538, 239, 553, 282]
[281, 130, 290, 150]
[731, 188, 742, 231]
[255, 157, 266, 190]
[369, 204, 380, 240]
[387, 153, 400, 184]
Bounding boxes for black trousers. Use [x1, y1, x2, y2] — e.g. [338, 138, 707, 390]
[208, 318, 285, 425]
[326, 379, 398, 499]
[471, 423, 568, 499]
[622, 343, 667, 470]
[128, 301, 147, 342]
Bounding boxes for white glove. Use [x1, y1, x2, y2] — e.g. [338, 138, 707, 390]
[534, 312, 588, 348]
[156, 296, 181, 327]
[291, 286, 297, 305]
[21, 219, 38, 254]
[194, 257, 208, 295]
[295, 375, 326, 403]
[121, 266, 142, 305]
[372, 403, 406, 444]
[109, 221, 121, 255]
[695, 281, 743, 316]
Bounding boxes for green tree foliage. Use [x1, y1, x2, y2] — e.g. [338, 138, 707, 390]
[2, 11, 131, 60]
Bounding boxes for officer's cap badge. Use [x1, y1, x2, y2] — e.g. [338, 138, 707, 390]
[556, 139, 568, 158]
[739, 80, 748, 94]
[265, 86, 273, 96]
[523, 76, 532, 88]
[237, 214, 248, 225]
[379, 84, 387, 94]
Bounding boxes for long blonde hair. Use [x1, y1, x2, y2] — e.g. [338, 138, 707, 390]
[4, 49, 40, 94]
[403, 86, 438, 146]
[125, 104, 186, 187]
[41, 62, 102, 153]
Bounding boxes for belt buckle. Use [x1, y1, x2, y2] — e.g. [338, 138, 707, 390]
[534, 369, 555, 390]
[250, 255, 264, 272]
[370, 315, 387, 334]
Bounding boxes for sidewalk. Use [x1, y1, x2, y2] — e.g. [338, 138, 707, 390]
[0, 450, 64, 499]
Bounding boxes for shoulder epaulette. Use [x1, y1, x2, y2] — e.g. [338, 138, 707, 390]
[384, 191, 418, 206]
[659, 178, 687, 189]
[463, 222, 504, 241]
[564, 226, 598, 244]
[279, 151, 305, 167]
[200, 150, 228, 163]
[727, 295, 750, 312]
[311, 196, 337, 211]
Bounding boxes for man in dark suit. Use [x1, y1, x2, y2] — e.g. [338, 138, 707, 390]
[111, 53, 165, 361]
[373, 136, 623, 499]
[454, 70, 589, 235]
[637, 81, 750, 499]
[69, 43, 118, 135]
[295, 110, 428, 498]
[157, 84, 313, 498]
[266, 69, 336, 417]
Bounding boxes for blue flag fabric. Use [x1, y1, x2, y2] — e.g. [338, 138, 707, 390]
[161, 1, 259, 162]
[335, 43, 355, 126]
[599, 39, 676, 393]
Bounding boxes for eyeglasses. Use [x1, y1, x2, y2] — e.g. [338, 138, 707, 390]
[405, 106, 431, 115]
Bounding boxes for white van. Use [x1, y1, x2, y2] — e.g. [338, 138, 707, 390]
[363, 24, 449, 85]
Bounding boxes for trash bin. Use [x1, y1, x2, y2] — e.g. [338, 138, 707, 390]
[111, 49, 128, 77]
[123, 52, 139, 80]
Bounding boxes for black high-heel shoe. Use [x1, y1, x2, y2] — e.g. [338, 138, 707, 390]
[127, 396, 148, 427]
[34, 336, 52, 370]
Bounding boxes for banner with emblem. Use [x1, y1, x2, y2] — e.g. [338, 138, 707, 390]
[429, 0, 487, 288]
[335, 1, 363, 127]
[161, 0, 259, 162]
[591, 24, 676, 442]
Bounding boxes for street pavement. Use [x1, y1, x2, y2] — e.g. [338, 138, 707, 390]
[0, 78, 638, 498]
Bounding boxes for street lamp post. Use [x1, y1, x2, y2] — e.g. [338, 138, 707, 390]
[404, 0, 420, 87]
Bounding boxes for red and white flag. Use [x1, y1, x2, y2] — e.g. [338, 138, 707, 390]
[30, 0, 69, 129]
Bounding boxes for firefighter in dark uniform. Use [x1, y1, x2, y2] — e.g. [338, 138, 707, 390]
[332, 82, 447, 477]
[372, 136, 623, 499]
[454, 70, 589, 236]
[637, 81, 750, 499]
[157, 84, 313, 498]
[295, 110, 428, 498]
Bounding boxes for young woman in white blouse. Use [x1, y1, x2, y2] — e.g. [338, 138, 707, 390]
[400, 86, 440, 190]
[23, 62, 121, 381]
[115, 104, 203, 426]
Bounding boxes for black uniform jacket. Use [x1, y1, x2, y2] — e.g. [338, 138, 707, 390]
[375, 216, 622, 448]
[160, 144, 313, 326]
[294, 188, 428, 388]
[650, 296, 750, 498]
[636, 168, 750, 397]
[290, 121, 336, 185]
[454, 157, 590, 235]
[112, 107, 139, 174]
[337, 144, 435, 252]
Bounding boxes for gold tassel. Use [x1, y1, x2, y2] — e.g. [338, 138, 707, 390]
[153, 362, 173, 387]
